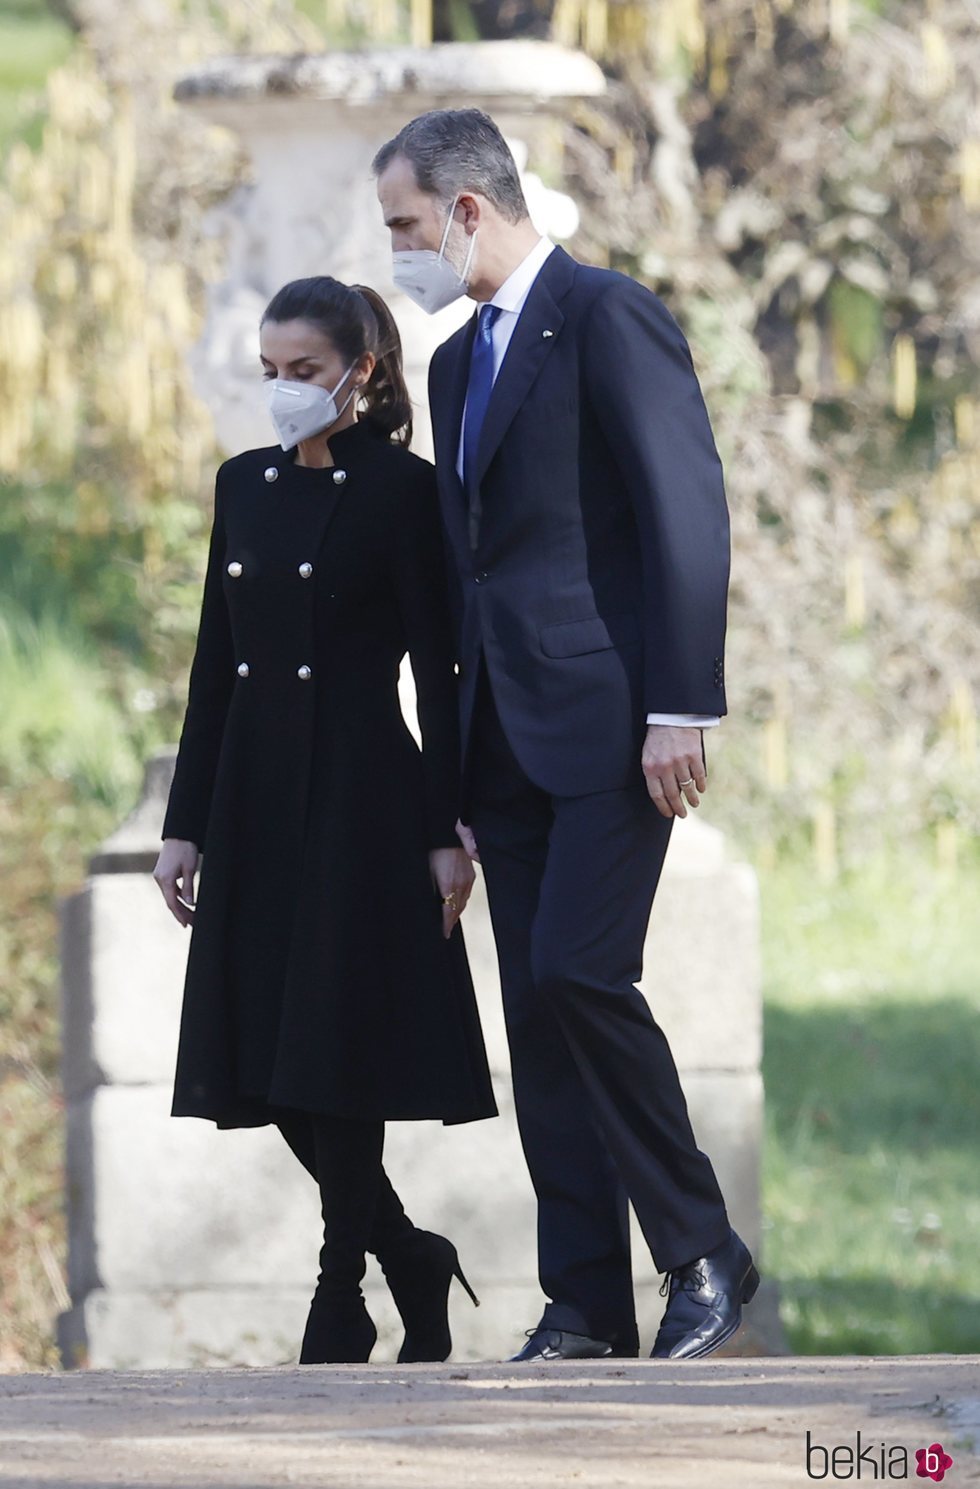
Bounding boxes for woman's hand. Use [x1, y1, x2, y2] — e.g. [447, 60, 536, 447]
[428, 846, 476, 940]
[455, 818, 480, 864]
[154, 838, 200, 928]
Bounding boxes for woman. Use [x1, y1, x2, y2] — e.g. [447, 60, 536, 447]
[153, 276, 497, 1366]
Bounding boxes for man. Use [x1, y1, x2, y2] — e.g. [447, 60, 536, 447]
[372, 109, 759, 1362]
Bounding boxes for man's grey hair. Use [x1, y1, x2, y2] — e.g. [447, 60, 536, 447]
[372, 109, 530, 224]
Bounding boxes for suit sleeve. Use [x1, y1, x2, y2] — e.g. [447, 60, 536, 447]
[390, 459, 463, 850]
[583, 278, 731, 716]
[161, 465, 235, 850]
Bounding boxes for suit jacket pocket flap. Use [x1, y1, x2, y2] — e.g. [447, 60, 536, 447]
[538, 611, 640, 658]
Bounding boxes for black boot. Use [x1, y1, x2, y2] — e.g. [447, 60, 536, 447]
[298, 1285, 377, 1365]
[377, 1228, 480, 1364]
[295, 1113, 385, 1366]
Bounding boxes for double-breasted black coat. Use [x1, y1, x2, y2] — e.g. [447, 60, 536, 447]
[161, 417, 497, 1130]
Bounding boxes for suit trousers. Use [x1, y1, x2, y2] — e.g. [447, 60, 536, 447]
[464, 649, 731, 1347]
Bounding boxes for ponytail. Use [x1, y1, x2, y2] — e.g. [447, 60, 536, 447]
[261, 275, 413, 448]
[350, 284, 413, 448]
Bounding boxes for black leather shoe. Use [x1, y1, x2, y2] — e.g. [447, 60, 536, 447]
[510, 1328, 618, 1362]
[650, 1227, 760, 1360]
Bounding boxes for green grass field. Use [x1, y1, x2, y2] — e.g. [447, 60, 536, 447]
[758, 850, 980, 1354]
[0, 0, 73, 151]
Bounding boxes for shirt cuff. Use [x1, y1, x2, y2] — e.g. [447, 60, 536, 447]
[645, 713, 722, 728]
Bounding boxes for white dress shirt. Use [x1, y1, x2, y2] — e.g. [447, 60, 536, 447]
[455, 234, 720, 732]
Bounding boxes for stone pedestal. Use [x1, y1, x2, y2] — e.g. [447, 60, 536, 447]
[58, 739, 779, 1368]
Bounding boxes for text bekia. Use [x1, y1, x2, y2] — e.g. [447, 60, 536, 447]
[805, 1432, 955, 1480]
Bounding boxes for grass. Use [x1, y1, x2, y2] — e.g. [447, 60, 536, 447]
[0, 610, 144, 800]
[0, 0, 73, 151]
[757, 850, 980, 1355]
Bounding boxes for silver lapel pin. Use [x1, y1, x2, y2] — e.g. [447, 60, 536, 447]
[542, 329, 555, 339]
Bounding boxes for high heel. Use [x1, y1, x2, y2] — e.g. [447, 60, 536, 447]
[377, 1228, 479, 1364]
[453, 1259, 480, 1309]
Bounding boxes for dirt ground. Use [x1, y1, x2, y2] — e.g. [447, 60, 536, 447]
[0, 1356, 978, 1488]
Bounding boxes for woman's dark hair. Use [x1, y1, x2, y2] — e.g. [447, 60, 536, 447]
[261, 277, 413, 446]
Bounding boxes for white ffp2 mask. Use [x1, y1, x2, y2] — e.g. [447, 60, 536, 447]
[265, 365, 356, 450]
[391, 195, 477, 315]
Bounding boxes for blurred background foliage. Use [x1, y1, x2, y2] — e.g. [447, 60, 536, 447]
[0, 0, 976, 1368]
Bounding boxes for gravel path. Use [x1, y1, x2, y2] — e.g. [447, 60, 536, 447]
[0, 1356, 978, 1487]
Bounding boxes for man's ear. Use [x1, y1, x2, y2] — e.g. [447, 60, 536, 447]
[456, 192, 482, 231]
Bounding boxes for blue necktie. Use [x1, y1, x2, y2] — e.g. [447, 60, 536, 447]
[462, 302, 501, 497]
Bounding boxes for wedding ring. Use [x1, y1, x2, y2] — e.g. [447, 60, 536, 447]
[678, 778, 695, 788]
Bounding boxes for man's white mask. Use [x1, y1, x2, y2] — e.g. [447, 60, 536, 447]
[391, 195, 477, 315]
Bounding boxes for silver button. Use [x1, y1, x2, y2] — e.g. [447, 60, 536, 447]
[298, 562, 313, 578]
[237, 662, 250, 678]
[297, 664, 312, 680]
[542, 329, 554, 338]
[264, 466, 278, 483]
[227, 561, 243, 578]
[332, 469, 346, 485]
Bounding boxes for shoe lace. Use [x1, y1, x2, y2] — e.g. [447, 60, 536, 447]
[659, 1264, 707, 1298]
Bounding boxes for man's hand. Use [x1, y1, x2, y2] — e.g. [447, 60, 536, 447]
[641, 725, 707, 819]
[429, 846, 476, 939]
[153, 838, 200, 927]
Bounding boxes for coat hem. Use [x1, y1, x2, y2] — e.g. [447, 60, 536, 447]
[170, 1096, 498, 1129]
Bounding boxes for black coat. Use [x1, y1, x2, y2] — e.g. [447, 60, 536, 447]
[161, 418, 497, 1129]
[427, 244, 731, 811]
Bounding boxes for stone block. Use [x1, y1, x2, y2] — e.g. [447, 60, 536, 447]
[65, 1086, 322, 1296]
[58, 1288, 310, 1371]
[645, 835, 762, 1074]
[60, 878, 191, 1097]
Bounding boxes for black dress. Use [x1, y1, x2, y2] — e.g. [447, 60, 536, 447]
[161, 417, 498, 1129]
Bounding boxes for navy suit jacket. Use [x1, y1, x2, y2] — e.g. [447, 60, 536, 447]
[427, 243, 730, 801]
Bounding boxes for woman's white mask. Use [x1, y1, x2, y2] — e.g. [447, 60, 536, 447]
[265, 364, 356, 451]
[391, 195, 477, 315]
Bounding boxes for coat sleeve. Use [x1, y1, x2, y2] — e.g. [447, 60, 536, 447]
[389, 459, 463, 850]
[582, 277, 731, 716]
[161, 465, 234, 850]
[426, 350, 465, 654]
